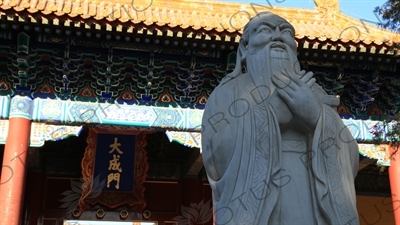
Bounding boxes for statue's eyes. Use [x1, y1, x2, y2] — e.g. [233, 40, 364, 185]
[282, 30, 293, 36]
[261, 27, 272, 33]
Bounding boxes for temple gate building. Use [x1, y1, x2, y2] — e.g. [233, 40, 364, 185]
[0, 0, 399, 224]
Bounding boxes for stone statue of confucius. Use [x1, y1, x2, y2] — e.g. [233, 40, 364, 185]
[202, 12, 359, 225]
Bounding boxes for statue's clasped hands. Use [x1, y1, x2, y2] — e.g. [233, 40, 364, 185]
[272, 69, 322, 128]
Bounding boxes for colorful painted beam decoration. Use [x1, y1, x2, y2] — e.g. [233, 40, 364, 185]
[0, 96, 390, 134]
[30, 123, 83, 147]
[165, 130, 201, 149]
[31, 98, 203, 131]
[0, 120, 82, 147]
[0, 95, 394, 165]
[358, 144, 390, 166]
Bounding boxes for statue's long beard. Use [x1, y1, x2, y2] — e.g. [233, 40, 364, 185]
[246, 43, 300, 99]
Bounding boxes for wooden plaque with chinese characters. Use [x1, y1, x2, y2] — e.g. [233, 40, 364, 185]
[79, 128, 149, 211]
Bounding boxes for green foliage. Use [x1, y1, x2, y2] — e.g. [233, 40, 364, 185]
[369, 112, 400, 151]
[386, 114, 400, 144]
[368, 113, 400, 160]
[374, 0, 400, 32]
[386, 117, 400, 158]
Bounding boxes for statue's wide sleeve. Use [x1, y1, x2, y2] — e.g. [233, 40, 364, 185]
[201, 83, 239, 181]
[201, 79, 283, 224]
[310, 104, 360, 225]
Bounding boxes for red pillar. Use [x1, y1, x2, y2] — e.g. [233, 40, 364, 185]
[0, 96, 32, 225]
[388, 145, 400, 225]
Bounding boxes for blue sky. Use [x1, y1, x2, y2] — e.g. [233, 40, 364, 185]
[218, 0, 387, 26]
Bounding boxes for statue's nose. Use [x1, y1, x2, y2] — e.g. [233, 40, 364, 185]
[271, 27, 283, 42]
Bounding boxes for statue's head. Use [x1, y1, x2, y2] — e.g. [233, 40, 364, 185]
[221, 12, 299, 85]
[240, 12, 297, 59]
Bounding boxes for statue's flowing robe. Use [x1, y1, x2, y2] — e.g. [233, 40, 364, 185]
[202, 73, 359, 225]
